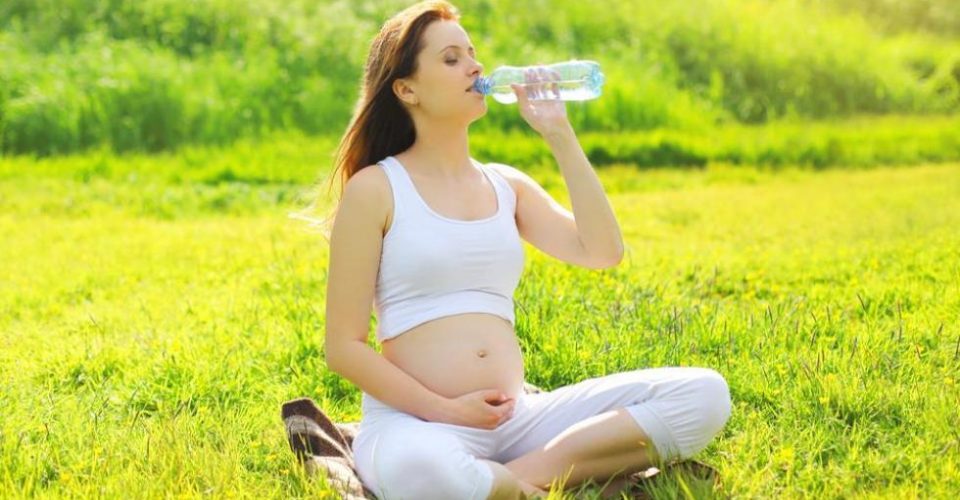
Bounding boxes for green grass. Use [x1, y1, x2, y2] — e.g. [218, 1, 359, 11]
[1, 141, 959, 498]
[4, 114, 960, 191]
[3, 0, 959, 155]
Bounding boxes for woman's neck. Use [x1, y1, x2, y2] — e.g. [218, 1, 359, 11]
[401, 122, 474, 178]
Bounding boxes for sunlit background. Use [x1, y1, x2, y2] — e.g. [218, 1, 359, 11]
[2, 1, 959, 498]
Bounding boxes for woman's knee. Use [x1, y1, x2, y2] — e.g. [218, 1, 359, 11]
[692, 368, 732, 429]
[677, 368, 732, 456]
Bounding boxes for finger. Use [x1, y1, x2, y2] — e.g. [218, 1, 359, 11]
[530, 65, 541, 100]
[499, 402, 516, 416]
[549, 68, 561, 99]
[537, 65, 549, 99]
[539, 67, 557, 99]
[523, 67, 536, 101]
[515, 69, 535, 103]
[531, 66, 545, 100]
[536, 66, 551, 99]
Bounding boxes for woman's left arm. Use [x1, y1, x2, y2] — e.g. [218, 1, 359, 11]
[507, 69, 624, 269]
[542, 125, 624, 267]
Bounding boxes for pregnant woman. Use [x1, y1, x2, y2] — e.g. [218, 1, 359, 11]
[320, 2, 732, 499]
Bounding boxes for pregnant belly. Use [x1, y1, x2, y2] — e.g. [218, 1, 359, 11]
[381, 313, 526, 402]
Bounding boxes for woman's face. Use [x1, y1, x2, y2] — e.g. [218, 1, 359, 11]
[394, 19, 487, 123]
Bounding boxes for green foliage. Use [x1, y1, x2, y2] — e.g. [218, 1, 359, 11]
[812, 0, 960, 36]
[1, 0, 958, 155]
[476, 114, 960, 171]
[3, 115, 958, 200]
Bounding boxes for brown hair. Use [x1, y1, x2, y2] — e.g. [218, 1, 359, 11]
[289, 1, 461, 237]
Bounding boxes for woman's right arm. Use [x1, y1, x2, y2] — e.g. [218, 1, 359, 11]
[323, 166, 452, 421]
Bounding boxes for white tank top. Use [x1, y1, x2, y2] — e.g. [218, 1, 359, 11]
[372, 155, 525, 342]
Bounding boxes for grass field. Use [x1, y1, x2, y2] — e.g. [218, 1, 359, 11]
[4, 0, 959, 155]
[1, 144, 959, 498]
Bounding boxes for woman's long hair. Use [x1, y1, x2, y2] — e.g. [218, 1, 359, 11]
[288, 1, 461, 238]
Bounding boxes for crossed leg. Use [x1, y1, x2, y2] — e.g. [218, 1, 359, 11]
[487, 367, 732, 495]
[504, 407, 657, 491]
[479, 409, 653, 498]
[353, 367, 730, 500]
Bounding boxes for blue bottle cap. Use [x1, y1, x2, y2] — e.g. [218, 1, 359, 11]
[587, 67, 605, 89]
[473, 76, 493, 95]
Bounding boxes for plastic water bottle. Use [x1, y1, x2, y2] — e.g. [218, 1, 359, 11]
[472, 60, 605, 104]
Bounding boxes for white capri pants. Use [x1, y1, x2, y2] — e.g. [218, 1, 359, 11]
[352, 367, 732, 500]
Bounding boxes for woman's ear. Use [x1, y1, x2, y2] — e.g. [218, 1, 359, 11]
[393, 78, 419, 107]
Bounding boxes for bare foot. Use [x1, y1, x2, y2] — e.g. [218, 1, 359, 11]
[596, 467, 662, 499]
[597, 474, 632, 499]
[518, 480, 550, 499]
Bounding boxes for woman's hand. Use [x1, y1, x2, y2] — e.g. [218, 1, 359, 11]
[433, 389, 516, 430]
[510, 65, 573, 139]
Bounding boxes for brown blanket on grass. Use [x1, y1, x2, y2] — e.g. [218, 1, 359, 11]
[280, 383, 718, 499]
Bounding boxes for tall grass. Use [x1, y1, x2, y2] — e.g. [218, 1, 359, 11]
[814, 0, 960, 36]
[1, 0, 958, 155]
[4, 115, 956, 203]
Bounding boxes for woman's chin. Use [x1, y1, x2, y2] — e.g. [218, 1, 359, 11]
[468, 110, 487, 124]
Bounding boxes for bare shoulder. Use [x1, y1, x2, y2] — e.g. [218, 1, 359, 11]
[344, 163, 389, 196]
[339, 164, 393, 233]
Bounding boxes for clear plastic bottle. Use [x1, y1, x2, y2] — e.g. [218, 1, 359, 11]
[472, 59, 605, 104]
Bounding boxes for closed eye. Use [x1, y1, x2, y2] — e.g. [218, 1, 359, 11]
[444, 47, 476, 66]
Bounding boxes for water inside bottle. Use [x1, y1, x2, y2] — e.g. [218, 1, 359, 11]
[474, 64, 605, 104]
[487, 78, 601, 104]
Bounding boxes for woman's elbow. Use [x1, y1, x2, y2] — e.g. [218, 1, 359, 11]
[593, 245, 624, 269]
